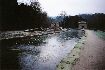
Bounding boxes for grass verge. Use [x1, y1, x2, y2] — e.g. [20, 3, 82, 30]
[95, 30, 105, 40]
[56, 36, 86, 70]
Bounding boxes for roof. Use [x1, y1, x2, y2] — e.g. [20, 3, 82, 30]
[78, 21, 87, 24]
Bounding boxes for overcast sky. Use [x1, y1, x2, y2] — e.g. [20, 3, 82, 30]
[17, 0, 105, 16]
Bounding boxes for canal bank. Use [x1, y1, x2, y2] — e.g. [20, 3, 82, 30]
[56, 35, 87, 70]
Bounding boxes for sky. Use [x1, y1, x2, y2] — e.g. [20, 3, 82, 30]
[17, 0, 105, 16]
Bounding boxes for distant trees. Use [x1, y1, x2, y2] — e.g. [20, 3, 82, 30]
[61, 15, 83, 28]
[90, 13, 105, 30]
[60, 13, 105, 30]
[1, 0, 105, 31]
[79, 13, 105, 31]
[1, 0, 50, 31]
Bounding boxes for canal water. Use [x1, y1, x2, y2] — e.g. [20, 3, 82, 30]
[1, 30, 83, 70]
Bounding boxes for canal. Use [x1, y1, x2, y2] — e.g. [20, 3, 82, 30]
[0, 29, 83, 70]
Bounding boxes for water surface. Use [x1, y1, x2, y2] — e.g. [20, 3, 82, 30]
[1, 30, 82, 70]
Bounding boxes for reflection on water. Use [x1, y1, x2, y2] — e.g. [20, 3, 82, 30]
[1, 30, 83, 70]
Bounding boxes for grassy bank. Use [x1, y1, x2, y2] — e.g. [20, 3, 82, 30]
[95, 30, 105, 40]
[56, 36, 86, 70]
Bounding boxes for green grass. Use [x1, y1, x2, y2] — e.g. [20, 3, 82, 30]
[56, 36, 86, 70]
[95, 30, 105, 40]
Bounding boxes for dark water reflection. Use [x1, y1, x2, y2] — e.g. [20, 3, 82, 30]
[1, 30, 83, 70]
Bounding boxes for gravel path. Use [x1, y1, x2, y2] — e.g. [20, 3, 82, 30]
[72, 30, 105, 70]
